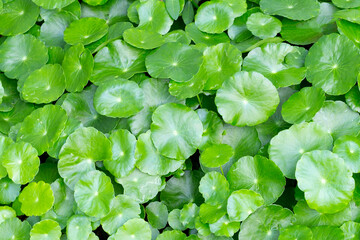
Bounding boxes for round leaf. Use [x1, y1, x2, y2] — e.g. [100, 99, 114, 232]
[1, 141, 40, 185]
[246, 12, 282, 39]
[195, 2, 234, 34]
[104, 129, 136, 178]
[145, 42, 203, 83]
[199, 171, 230, 205]
[74, 170, 114, 218]
[19, 181, 54, 216]
[30, 219, 61, 240]
[94, 79, 144, 118]
[296, 150, 355, 214]
[66, 215, 92, 240]
[0, 177, 21, 205]
[269, 122, 333, 178]
[260, 0, 320, 21]
[0, 218, 31, 240]
[238, 205, 293, 239]
[62, 43, 94, 92]
[279, 225, 313, 240]
[227, 155, 285, 204]
[215, 71, 279, 127]
[200, 144, 234, 168]
[227, 189, 264, 222]
[305, 34, 360, 95]
[21, 64, 65, 104]
[123, 28, 165, 50]
[334, 136, 360, 173]
[0, 0, 40, 36]
[17, 105, 68, 155]
[312, 101, 360, 140]
[32, 0, 75, 9]
[100, 195, 141, 235]
[111, 218, 151, 240]
[281, 87, 325, 124]
[58, 127, 112, 189]
[64, 17, 109, 45]
[135, 131, 184, 176]
[150, 103, 203, 159]
[0, 34, 48, 79]
[146, 201, 168, 229]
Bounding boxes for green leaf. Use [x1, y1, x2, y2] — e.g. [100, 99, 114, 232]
[312, 101, 360, 140]
[202, 42, 243, 90]
[199, 172, 230, 205]
[165, 0, 185, 20]
[137, 0, 173, 34]
[135, 131, 184, 176]
[215, 71, 279, 127]
[19, 181, 54, 216]
[180, 202, 199, 229]
[0, 218, 31, 240]
[100, 195, 141, 235]
[0, 206, 16, 225]
[17, 105, 67, 155]
[59, 85, 119, 133]
[0, 74, 19, 112]
[150, 103, 203, 159]
[182, 1, 194, 25]
[311, 226, 344, 240]
[260, 0, 320, 21]
[337, 20, 360, 48]
[51, 178, 75, 218]
[1, 141, 40, 185]
[280, 3, 338, 45]
[32, 0, 75, 9]
[199, 203, 226, 224]
[197, 109, 224, 151]
[0, 0, 40, 36]
[160, 170, 203, 210]
[281, 87, 325, 124]
[227, 189, 264, 222]
[146, 201, 168, 229]
[0, 101, 35, 135]
[64, 17, 109, 45]
[74, 170, 114, 218]
[21, 64, 65, 104]
[91, 39, 147, 84]
[168, 209, 186, 231]
[333, 135, 360, 173]
[296, 150, 355, 214]
[200, 144, 234, 168]
[227, 155, 285, 204]
[341, 221, 360, 240]
[243, 43, 307, 88]
[30, 219, 61, 240]
[62, 43, 94, 92]
[185, 23, 230, 46]
[305, 33, 360, 96]
[293, 200, 352, 227]
[0, 178, 21, 205]
[145, 42, 203, 83]
[111, 218, 152, 240]
[278, 225, 313, 240]
[66, 215, 92, 240]
[246, 12, 282, 39]
[123, 28, 165, 50]
[156, 230, 186, 240]
[0, 34, 48, 80]
[58, 127, 112, 189]
[195, 2, 234, 34]
[116, 168, 163, 204]
[332, 0, 360, 8]
[104, 129, 136, 178]
[269, 122, 333, 179]
[238, 205, 293, 239]
[94, 79, 144, 118]
[209, 215, 239, 237]
[83, 0, 109, 6]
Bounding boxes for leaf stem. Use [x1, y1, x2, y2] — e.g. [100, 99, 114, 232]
[220, 165, 224, 176]
[190, 0, 199, 9]
[197, 95, 202, 108]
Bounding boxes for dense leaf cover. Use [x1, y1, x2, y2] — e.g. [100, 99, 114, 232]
[0, 0, 359, 239]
